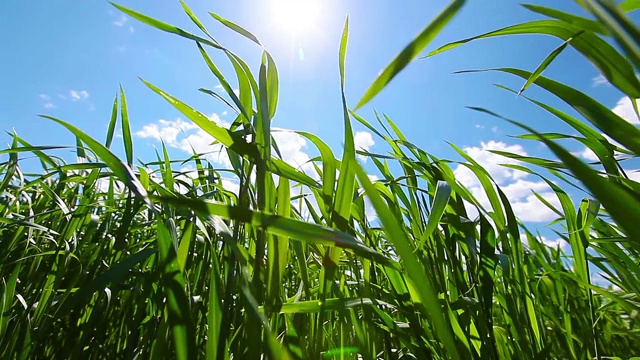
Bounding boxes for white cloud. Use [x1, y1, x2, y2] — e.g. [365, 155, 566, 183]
[39, 94, 55, 109]
[626, 169, 640, 182]
[214, 84, 239, 97]
[592, 74, 609, 87]
[576, 98, 639, 161]
[354, 131, 374, 162]
[475, 124, 485, 129]
[135, 119, 198, 144]
[578, 147, 599, 162]
[135, 116, 319, 177]
[129, 26, 135, 33]
[453, 140, 562, 222]
[520, 234, 567, 249]
[136, 115, 232, 168]
[113, 14, 127, 27]
[69, 90, 89, 101]
[272, 130, 317, 178]
[612, 96, 640, 124]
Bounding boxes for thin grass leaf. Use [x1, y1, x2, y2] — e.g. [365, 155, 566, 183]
[429, 20, 640, 97]
[41, 115, 149, 201]
[518, 30, 583, 95]
[209, 12, 262, 47]
[105, 94, 118, 149]
[355, 0, 465, 109]
[119, 85, 133, 166]
[110, 2, 221, 48]
[353, 163, 464, 359]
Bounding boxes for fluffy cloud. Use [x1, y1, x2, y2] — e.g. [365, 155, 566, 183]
[575, 99, 638, 161]
[578, 147, 599, 162]
[453, 140, 562, 223]
[612, 96, 640, 124]
[112, 14, 127, 27]
[135, 116, 319, 178]
[69, 90, 89, 102]
[354, 131, 374, 162]
[272, 130, 317, 178]
[592, 74, 609, 87]
[625, 169, 640, 182]
[520, 234, 567, 249]
[136, 115, 233, 168]
[39, 94, 55, 109]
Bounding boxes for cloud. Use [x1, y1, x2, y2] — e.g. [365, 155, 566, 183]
[453, 140, 562, 222]
[135, 116, 319, 177]
[214, 84, 239, 96]
[576, 99, 639, 161]
[612, 96, 640, 124]
[475, 124, 485, 129]
[139, 115, 233, 168]
[112, 14, 127, 27]
[520, 234, 567, 249]
[592, 74, 609, 87]
[135, 119, 198, 144]
[625, 169, 640, 182]
[272, 130, 317, 178]
[38, 94, 55, 109]
[69, 90, 89, 101]
[578, 147, 599, 162]
[354, 131, 374, 162]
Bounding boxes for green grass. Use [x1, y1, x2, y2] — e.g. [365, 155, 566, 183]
[2, 0, 640, 358]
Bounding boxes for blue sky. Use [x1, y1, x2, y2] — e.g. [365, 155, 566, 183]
[1, 0, 638, 246]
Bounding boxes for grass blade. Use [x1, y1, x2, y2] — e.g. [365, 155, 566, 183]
[355, 0, 465, 109]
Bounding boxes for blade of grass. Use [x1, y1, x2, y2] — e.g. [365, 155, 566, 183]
[355, 0, 465, 109]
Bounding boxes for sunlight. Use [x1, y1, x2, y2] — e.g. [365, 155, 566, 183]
[270, 0, 321, 35]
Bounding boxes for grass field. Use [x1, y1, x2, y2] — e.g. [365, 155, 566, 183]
[2, 0, 640, 358]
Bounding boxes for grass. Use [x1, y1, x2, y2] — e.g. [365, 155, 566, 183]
[2, 0, 640, 358]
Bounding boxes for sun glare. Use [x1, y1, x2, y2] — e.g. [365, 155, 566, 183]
[271, 0, 321, 34]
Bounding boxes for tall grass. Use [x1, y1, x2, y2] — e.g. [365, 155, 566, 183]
[2, 0, 640, 358]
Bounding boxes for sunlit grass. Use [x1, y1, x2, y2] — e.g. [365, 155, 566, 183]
[2, 0, 640, 359]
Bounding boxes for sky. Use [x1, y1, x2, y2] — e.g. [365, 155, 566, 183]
[1, 0, 639, 248]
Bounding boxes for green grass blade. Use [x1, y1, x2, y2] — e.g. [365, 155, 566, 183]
[506, 117, 640, 243]
[353, 163, 463, 359]
[110, 2, 221, 48]
[157, 220, 196, 360]
[583, 0, 640, 68]
[518, 31, 583, 95]
[41, 115, 149, 201]
[522, 4, 605, 34]
[355, 0, 465, 109]
[209, 12, 263, 47]
[417, 180, 451, 249]
[153, 195, 398, 268]
[196, 43, 251, 122]
[105, 94, 118, 149]
[460, 68, 640, 155]
[429, 20, 640, 97]
[119, 85, 133, 167]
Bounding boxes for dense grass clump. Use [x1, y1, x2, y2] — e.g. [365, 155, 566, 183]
[2, 0, 640, 358]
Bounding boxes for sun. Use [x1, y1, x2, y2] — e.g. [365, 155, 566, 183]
[270, 0, 321, 35]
